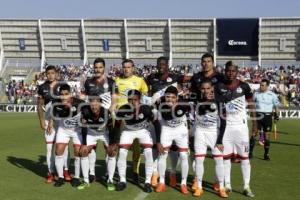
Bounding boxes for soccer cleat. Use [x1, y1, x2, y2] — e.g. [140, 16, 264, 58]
[143, 183, 152, 193]
[193, 187, 204, 197]
[133, 172, 139, 185]
[116, 182, 127, 191]
[71, 178, 81, 187]
[77, 182, 90, 190]
[180, 184, 189, 195]
[169, 173, 177, 187]
[264, 154, 270, 161]
[219, 188, 229, 198]
[89, 174, 96, 183]
[46, 172, 55, 183]
[225, 183, 232, 193]
[63, 170, 72, 182]
[191, 176, 198, 191]
[107, 181, 116, 191]
[54, 177, 64, 187]
[213, 183, 220, 191]
[151, 173, 159, 187]
[243, 187, 255, 197]
[155, 183, 166, 193]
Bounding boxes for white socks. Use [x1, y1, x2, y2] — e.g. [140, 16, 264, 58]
[89, 149, 96, 176]
[144, 148, 153, 184]
[152, 148, 158, 174]
[107, 155, 116, 183]
[214, 157, 225, 188]
[63, 145, 69, 170]
[81, 156, 89, 183]
[55, 155, 64, 178]
[74, 156, 81, 179]
[117, 148, 128, 183]
[224, 159, 231, 186]
[158, 151, 168, 184]
[241, 159, 251, 189]
[46, 143, 55, 173]
[179, 152, 189, 185]
[195, 156, 205, 187]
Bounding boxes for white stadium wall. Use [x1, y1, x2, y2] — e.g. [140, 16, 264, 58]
[1, 17, 300, 72]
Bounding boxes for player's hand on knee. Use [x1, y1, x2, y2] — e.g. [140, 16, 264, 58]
[79, 145, 89, 157]
[107, 144, 118, 157]
[216, 144, 224, 152]
[46, 123, 53, 134]
[157, 143, 165, 155]
[40, 121, 46, 130]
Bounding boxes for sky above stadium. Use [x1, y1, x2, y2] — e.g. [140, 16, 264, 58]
[0, 0, 299, 19]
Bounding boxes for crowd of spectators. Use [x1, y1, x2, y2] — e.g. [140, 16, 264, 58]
[3, 63, 300, 107]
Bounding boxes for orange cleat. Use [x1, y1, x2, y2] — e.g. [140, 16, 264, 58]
[155, 183, 166, 193]
[151, 172, 159, 187]
[219, 188, 229, 198]
[180, 184, 189, 195]
[213, 183, 220, 191]
[46, 172, 55, 183]
[193, 187, 204, 197]
[191, 176, 198, 191]
[63, 170, 72, 182]
[169, 173, 177, 187]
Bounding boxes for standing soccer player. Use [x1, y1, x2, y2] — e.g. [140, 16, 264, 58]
[155, 86, 190, 195]
[192, 79, 228, 198]
[50, 84, 84, 187]
[115, 59, 149, 184]
[82, 58, 116, 183]
[250, 79, 280, 160]
[115, 90, 154, 193]
[215, 61, 257, 197]
[77, 96, 118, 190]
[146, 56, 187, 187]
[37, 65, 71, 183]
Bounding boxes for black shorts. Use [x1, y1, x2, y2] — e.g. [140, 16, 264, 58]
[257, 112, 273, 132]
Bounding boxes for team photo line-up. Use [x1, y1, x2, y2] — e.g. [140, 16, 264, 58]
[37, 53, 280, 198]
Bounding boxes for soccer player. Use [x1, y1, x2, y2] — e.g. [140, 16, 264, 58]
[115, 90, 154, 193]
[192, 79, 228, 198]
[49, 84, 84, 187]
[77, 96, 118, 190]
[215, 61, 257, 197]
[146, 56, 187, 187]
[250, 79, 280, 160]
[190, 53, 225, 189]
[82, 58, 116, 183]
[37, 65, 71, 183]
[115, 59, 148, 184]
[155, 86, 190, 194]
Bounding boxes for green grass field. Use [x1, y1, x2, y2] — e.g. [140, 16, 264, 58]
[0, 113, 299, 200]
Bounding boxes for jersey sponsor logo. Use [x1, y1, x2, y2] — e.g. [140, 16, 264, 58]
[220, 89, 228, 93]
[89, 84, 95, 87]
[43, 89, 49, 93]
[63, 115, 80, 128]
[98, 118, 104, 122]
[236, 87, 243, 93]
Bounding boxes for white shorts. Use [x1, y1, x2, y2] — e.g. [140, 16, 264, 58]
[86, 128, 109, 147]
[56, 127, 82, 147]
[119, 128, 153, 148]
[44, 120, 56, 144]
[223, 124, 249, 159]
[160, 123, 189, 151]
[194, 126, 223, 157]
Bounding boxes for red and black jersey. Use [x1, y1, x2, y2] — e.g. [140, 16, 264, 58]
[83, 77, 115, 96]
[37, 81, 61, 105]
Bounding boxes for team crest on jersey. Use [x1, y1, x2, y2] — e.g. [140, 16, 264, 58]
[210, 103, 217, 110]
[177, 109, 183, 115]
[132, 82, 137, 87]
[236, 87, 243, 93]
[167, 77, 172, 82]
[212, 77, 217, 83]
[98, 118, 104, 122]
[138, 113, 144, 119]
[71, 106, 77, 112]
[103, 83, 108, 89]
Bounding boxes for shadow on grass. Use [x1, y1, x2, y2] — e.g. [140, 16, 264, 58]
[6, 155, 48, 178]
